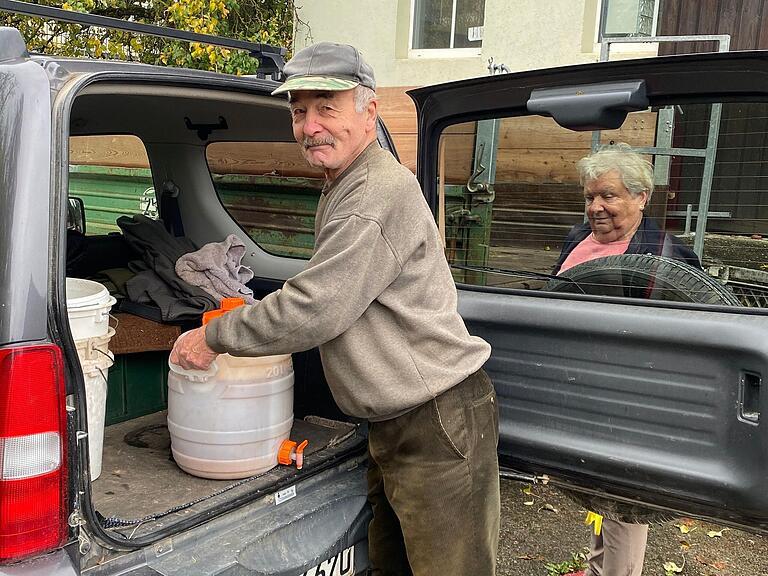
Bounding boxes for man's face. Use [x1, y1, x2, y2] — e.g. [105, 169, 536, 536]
[289, 89, 377, 180]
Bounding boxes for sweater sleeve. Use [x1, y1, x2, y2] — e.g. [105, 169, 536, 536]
[205, 214, 402, 356]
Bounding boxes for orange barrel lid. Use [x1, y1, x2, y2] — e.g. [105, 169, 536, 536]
[202, 309, 226, 325]
[220, 297, 246, 311]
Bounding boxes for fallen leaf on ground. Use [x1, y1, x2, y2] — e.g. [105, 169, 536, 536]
[522, 485, 533, 495]
[675, 523, 696, 534]
[540, 503, 558, 513]
[523, 500, 535, 506]
[679, 541, 690, 551]
[663, 561, 684, 573]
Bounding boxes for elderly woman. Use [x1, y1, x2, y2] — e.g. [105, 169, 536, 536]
[557, 144, 699, 576]
[554, 143, 700, 276]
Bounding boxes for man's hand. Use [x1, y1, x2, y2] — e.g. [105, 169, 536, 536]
[169, 326, 219, 371]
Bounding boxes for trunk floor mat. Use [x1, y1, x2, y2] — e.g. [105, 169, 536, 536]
[92, 411, 362, 529]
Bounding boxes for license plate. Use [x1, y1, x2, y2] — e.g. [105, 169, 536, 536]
[300, 546, 355, 576]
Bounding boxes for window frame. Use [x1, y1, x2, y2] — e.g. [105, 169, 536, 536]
[68, 134, 156, 236]
[408, 0, 484, 58]
[427, 96, 768, 312]
[597, 0, 661, 42]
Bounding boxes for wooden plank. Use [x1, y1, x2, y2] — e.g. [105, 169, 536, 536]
[441, 133, 475, 182]
[738, 0, 764, 50]
[70, 135, 149, 168]
[718, 0, 742, 48]
[657, 0, 682, 53]
[390, 133, 418, 174]
[207, 142, 325, 178]
[759, 0, 768, 48]
[499, 112, 656, 150]
[696, 0, 722, 53]
[396, 133, 474, 182]
[495, 148, 587, 183]
[677, 0, 703, 55]
[377, 86, 418, 134]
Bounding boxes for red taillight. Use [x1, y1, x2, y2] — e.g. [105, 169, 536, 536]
[0, 345, 68, 562]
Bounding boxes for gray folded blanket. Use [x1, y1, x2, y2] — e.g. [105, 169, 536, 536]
[175, 234, 257, 305]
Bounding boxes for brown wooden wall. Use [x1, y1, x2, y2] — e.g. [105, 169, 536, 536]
[377, 88, 656, 185]
[71, 94, 655, 186]
[658, 0, 768, 234]
[658, 0, 768, 54]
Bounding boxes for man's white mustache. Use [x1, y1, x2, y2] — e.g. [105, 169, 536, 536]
[303, 137, 335, 148]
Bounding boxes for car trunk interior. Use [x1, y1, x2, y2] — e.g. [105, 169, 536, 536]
[64, 80, 365, 550]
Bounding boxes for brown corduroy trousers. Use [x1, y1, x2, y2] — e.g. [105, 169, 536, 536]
[367, 369, 500, 576]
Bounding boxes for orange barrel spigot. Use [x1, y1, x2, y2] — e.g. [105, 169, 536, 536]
[278, 439, 309, 470]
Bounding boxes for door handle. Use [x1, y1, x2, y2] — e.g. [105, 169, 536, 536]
[738, 371, 761, 424]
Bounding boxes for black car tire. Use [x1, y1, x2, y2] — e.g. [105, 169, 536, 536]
[548, 253, 739, 524]
[546, 253, 741, 305]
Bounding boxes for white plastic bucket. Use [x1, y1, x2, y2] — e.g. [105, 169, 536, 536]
[167, 350, 294, 480]
[79, 351, 114, 480]
[66, 278, 117, 340]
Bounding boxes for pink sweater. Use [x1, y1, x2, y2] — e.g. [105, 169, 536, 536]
[559, 234, 630, 274]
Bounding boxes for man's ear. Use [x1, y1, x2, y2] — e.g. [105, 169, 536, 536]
[366, 98, 378, 132]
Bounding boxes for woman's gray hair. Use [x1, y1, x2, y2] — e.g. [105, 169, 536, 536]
[354, 85, 377, 114]
[576, 143, 654, 201]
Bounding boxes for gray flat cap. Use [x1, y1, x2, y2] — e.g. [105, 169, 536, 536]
[271, 42, 375, 95]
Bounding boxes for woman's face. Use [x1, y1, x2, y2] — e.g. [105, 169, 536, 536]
[583, 170, 648, 243]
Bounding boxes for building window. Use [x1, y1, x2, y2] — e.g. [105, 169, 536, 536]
[411, 0, 485, 50]
[600, 0, 657, 39]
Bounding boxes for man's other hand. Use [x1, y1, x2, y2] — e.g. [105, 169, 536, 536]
[169, 326, 219, 371]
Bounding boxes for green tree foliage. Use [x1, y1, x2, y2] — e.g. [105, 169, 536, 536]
[1, 0, 296, 75]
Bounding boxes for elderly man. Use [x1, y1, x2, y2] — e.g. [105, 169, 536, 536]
[170, 42, 500, 575]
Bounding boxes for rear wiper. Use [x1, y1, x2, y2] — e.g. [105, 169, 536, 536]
[451, 264, 585, 291]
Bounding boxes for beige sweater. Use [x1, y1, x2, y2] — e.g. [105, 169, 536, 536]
[206, 143, 490, 420]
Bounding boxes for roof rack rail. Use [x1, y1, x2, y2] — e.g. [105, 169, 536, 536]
[0, 0, 286, 74]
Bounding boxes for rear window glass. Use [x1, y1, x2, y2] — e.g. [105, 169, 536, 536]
[206, 141, 325, 259]
[69, 135, 156, 235]
[435, 101, 768, 309]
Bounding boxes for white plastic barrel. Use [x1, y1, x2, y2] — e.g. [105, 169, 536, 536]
[66, 278, 117, 340]
[167, 350, 294, 480]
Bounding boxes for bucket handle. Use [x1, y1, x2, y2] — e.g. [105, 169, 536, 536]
[94, 364, 109, 385]
[108, 314, 119, 331]
[93, 347, 114, 363]
[84, 338, 115, 362]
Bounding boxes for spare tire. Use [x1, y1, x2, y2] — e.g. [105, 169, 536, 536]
[546, 253, 741, 305]
[548, 254, 739, 523]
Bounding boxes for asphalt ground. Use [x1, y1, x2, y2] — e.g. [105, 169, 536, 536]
[497, 479, 768, 576]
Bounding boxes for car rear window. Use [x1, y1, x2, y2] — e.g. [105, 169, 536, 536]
[205, 141, 325, 259]
[69, 135, 157, 235]
[435, 100, 768, 309]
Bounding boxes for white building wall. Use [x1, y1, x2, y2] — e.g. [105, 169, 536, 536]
[293, 0, 657, 87]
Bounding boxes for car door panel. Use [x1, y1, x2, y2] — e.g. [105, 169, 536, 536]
[410, 53, 768, 531]
[458, 290, 768, 528]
